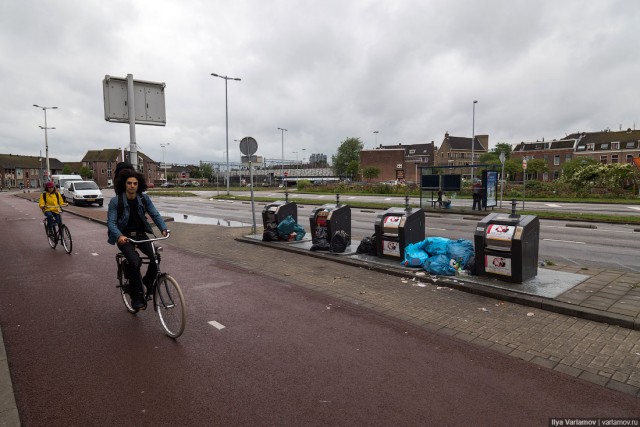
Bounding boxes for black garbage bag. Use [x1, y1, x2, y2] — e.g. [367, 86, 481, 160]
[330, 230, 350, 253]
[310, 239, 331, 251]
[263, 229, 278, 241]
[356, 235, 377, 256]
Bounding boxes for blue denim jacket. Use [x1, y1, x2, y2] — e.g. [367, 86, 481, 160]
[106, 193, 167, 245]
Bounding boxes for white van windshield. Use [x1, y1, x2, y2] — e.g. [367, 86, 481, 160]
[74, 182, 99, 190]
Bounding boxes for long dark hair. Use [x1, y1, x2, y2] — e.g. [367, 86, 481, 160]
[114, 168, 148, 195]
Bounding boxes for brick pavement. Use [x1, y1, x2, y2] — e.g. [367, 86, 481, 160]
[2, 192, 640, 419]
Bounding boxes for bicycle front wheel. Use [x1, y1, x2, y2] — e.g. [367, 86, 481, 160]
[47, 223, 58, 249]
[60, 225, 72, 254]
[154, 275, 186, 338]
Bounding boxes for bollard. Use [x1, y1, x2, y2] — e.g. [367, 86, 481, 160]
[511, 199, 517, 216]
[404, 195, 410, 211]
[285, 190, 289, 202]
[336, 193, 340, 206]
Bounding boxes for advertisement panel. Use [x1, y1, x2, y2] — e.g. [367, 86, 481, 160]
[485, 254, 512, 276]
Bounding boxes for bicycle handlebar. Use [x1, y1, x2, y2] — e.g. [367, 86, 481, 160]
[126, 231, 171, 244]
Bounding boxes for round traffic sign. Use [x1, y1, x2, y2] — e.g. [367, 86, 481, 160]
[239, 137, 258, 156]
[284, 171, 289, 177]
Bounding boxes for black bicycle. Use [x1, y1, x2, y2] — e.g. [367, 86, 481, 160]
[43, 204, 72, 254]
[115, 232, 186, 338]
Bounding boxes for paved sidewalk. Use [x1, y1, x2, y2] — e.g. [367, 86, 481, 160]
[2, 192, 639, 424]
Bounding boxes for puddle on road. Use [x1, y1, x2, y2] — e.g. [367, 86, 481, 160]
[162, 212, 252, 227]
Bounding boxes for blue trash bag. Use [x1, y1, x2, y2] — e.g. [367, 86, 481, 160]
[277, 215, 297, 239]
[293, 223, 306, 241]
[447, 239, 474, 269]
[401, 242, 429, 267]
[424, 254, 457, 276]
[423, 237, 451, 256]
[275, 216, 306, 241]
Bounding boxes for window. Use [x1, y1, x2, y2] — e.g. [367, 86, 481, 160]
[626, 142, 635, 149]
[587, 144, 595, 151]
[627, 154, 634, 164]
[600, 143, 609, 150]
[600, 155, 607, 164]
[612, 142, 619, 150]
[565, 154, 572, 160]
[576, 145, 586, 151]
[448, 160, 454, 167]
[554, 155, 560, 166]
[408, 149, 415, 155]
[553, 170, 560, 180]
[611, 154, 619, 163]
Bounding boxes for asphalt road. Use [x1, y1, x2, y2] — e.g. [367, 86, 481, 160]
[123, 190, 640, 273]
[1, 192, 639, 425]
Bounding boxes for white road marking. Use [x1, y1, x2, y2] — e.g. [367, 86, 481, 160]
[628, 206, 640, 211]
[545, 203, 562, 208]
[426, 227, 447, 231]
[384, 198, 392, 201]
[208, 320, 226, 330]
[543, 238, 586, 244]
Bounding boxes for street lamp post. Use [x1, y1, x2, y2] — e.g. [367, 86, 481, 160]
[211, 72, 241, 195]
[160, 143, 170, 183]
[302, 148, 306, 165]
[374, 130, 379, 147]
[471, 100, 478, 179]
[278, 127, 287, 184]
[33, 104, 58, 181]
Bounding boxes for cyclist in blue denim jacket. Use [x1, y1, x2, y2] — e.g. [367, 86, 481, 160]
[107, 168, 167, 312]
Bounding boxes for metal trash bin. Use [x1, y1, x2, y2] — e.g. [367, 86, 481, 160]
[262, 201, 298, 239]
[374, 207, 425, 260]
[474, 213, 540, 283]
[309, 204, 351, 245]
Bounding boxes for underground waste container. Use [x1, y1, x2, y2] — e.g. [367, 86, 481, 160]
[473, 212, 539, 283]
[309, 204, 351, 245]
[374, 207, 425, 260]
[262, 201, 298, 240]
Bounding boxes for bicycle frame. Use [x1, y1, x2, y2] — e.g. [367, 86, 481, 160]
[125, 232, 171, 312]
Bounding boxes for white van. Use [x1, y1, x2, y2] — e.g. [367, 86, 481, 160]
[51, 174, 82, 192]
[62, 180, 104, 206]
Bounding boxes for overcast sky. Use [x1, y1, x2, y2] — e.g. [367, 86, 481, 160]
[1, 0, 638, 167]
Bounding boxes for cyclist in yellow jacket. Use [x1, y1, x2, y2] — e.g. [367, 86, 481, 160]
[39, 181, 63, 234]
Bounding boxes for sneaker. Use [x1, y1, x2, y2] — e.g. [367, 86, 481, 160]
[131, 296, 147, 312]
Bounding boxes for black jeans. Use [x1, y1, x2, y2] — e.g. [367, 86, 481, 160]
[118, 235, 157, 297]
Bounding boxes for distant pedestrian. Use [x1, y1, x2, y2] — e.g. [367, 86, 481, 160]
[472, 180, 482, 210]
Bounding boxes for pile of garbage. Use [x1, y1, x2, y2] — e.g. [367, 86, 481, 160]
[402, 237, 475, 276]
[262, 215, 306, 242]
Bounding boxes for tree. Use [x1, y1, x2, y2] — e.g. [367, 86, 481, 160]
[493, 143, 512, 159]
[560, 158, 598, 182]
[525, 158, 548, 180]
[332, 137, 363, 177]
[62, 165, 73, 174]
[362, 166, 380, 182]
[200, 163, 213, 182]
[79, 166, 92, 180]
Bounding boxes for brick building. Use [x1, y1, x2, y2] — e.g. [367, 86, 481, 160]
[359, 142, 435, 184]
[511, 139, 576, 181]
[81, 149, 161, 188]
[435, 132, 488, 179]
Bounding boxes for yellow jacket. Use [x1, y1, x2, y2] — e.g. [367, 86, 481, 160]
[39, 191, 63, 213]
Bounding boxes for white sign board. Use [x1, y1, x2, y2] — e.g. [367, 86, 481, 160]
[103, 75, 167, 126]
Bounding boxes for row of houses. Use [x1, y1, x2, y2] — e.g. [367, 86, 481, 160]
[0, 149, 197, 190]
[3, 128, 640, 189]
[359, 129, 640, 184]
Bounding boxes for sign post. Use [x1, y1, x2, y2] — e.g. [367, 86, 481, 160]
[499, 152, 506, 208]
[239, 137, 258, 234]
[522, 158, 527, 210]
